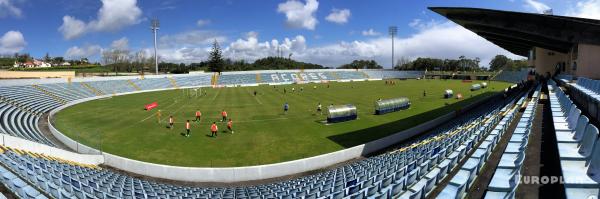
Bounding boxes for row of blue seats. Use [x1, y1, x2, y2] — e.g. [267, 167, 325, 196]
[549, 80, 600, 199]
[438, 99, 520, 198]
[484, 86, 539, 198]
[569, 77, 600, 121]
[0, 163, 47, 199]
[492, 70, 529, 83]
[362, 71, 424, 80]
[556, 74, 573, 84]
[0, 95, 515, 199]
[218, 74, 257, 85]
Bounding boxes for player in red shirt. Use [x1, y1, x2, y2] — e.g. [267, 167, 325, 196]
[227, 119, 234, 134]
[221, 110, 227, 122]
[169, 116, 174, 130]
[210, 122, 218, 137]
[195, 110, 202, 122]
[185, 120, 191, 137]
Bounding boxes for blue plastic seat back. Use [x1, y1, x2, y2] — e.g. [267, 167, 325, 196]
[573, 116, 590, 141]
[586, 137, 600, 183]
[579, 125, 599, 159]
[568, 108, 582, 128]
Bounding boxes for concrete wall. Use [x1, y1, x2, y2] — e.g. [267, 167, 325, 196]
[533, 47, 568, 77]
[0, 133, 103, 165]
[575, 43, 600, 79]
[47, 83, 498, 182]
[0, 71, 75, 79]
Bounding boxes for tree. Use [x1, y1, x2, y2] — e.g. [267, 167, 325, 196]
[208, 40, 224, 72]
[489, 55, 511, 71]
[43, 53, 51, 62]
[513, 59, 529, 70]
[52, 57, 65, 64]
[338, 60, 383, 69]
[395, 57, 411, 69]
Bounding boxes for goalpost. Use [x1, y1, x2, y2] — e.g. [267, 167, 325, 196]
[182, 87, 201, 99]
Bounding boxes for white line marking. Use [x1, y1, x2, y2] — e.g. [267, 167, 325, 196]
[211, 89, 221, 101]
[246, 88, 262, 104]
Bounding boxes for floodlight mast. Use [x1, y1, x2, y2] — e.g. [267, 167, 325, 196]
[151, 19, 160, 75]
[389, 26, 398, 69]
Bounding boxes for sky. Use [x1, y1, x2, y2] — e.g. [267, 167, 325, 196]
[1, 0, 599, 68]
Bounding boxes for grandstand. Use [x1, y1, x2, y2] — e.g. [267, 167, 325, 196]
[491, 70, 531, 84]
[4, 4, 600, 199]
[0, 68, 533, 198]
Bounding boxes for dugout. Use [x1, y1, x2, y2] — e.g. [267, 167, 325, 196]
[444, 89, 454, 98]
[471, 84, 482, 91]
[374, 97, 410, 115]
[327, 104, 357, 123]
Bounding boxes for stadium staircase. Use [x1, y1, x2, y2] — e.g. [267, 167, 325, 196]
[330, 72, 341, 80]
[361, 71, 370, 79]
[168, 77, 179, 89]
[297, 72, 305, 82]
[211, 73, 219, 86]
[79, 82, 105, 96]
[31, 85, 67, 105]
[256, 73, 262, 83]
[126, 80, 141, 91]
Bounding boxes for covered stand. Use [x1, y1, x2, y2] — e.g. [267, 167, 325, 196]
[444, 89, 454, 98]
[471, 84, 482, 91]
[327, 104, 358, 123]
[375, 97, 410, 115]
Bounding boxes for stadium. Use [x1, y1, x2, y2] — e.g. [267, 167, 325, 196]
[0, 1, 599, 199]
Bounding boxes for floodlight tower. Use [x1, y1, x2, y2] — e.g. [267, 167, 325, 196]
[151, 18, 160, 75]
[389, 26, 398, 68]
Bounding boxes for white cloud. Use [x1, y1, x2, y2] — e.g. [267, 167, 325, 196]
[225, 32, 306, 61]
[297, 22, 520, 67]
[0, 0, 22, 18]
[58, 16, 87, 40]
[149, 30, 227, 63]
[277, 0, 319, 30]
[110, 37, 129, 50]
[219, 21, 518, 68]
[361, 29, 381, 36]
[196, 19, 211, 27]
[524, 0, 550, 13]
[58, 0, 142, 40]
[325, 8, 350, 24]
[408, 19, 440, 31]
[65, 45, 102, 59]
[159, 30, 226, 48]
[153, 21, 519, 68]
[0, 30, 26, 54]
[566, 0, 600, 20]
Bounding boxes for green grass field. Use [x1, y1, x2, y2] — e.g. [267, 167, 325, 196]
[53, 79, 512, 167]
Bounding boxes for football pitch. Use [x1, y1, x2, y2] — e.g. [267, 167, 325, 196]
[53, 79, 512, 167]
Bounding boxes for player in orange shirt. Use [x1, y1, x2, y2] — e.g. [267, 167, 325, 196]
[221, 110, 227, 122]
[185, 120, 191, 137]
[227, 119, 234, 134]
[210, 122, 218, 137]
[195, 110, 202, 122]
